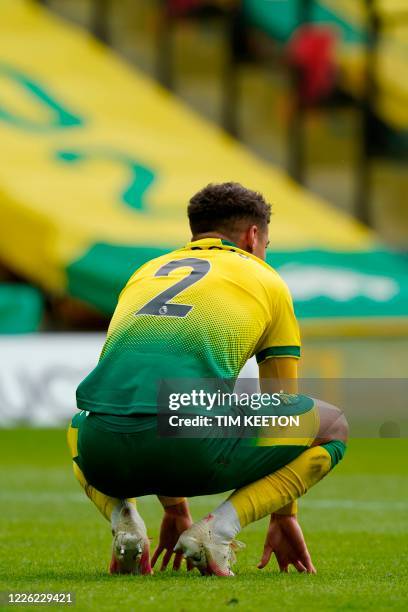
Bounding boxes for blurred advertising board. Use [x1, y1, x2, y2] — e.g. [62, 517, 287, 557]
[0, 334, 104, 427]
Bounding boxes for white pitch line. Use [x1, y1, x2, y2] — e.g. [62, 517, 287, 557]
[0, 492, 407, 511]
[300, 499, 408, 511]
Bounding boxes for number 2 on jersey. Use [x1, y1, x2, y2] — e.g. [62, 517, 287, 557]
[135, 257, 210, 318]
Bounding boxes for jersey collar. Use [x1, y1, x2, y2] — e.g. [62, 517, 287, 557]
[183, 238, 239, 251]
[182, 237, 272, 270]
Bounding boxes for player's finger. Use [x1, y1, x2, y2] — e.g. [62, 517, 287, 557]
[302, 558, 317, 574]
[276, 554, 289, 573]
[257, 545, 273, 569]
[293, 560, 307, 573]
[172, 552, 183, 571]
[151, 545, 163, 568]
[298, 549, 316, 574]
[160, 548, 173, 571]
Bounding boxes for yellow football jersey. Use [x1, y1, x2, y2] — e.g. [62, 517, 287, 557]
[76, 238, 300, 415]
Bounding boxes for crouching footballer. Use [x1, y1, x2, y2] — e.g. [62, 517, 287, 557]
[67, 182, 348, 576]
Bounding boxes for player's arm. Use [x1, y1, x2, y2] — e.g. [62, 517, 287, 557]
[152, 497, 193, 571]
[258, 356, 298, 393]
[255, 280, 310, 569]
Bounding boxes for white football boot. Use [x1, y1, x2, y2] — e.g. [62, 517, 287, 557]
[109, 503, 152, 575]
[174, 513, 244, 576]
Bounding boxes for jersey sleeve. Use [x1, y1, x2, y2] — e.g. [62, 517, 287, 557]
[255, 280, 301, 364]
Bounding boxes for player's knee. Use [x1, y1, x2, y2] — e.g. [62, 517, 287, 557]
[316, 400, 349, 443]
[331, 410, 349, 443]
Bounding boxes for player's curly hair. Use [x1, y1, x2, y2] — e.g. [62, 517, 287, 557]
[188, 182, 271, 236]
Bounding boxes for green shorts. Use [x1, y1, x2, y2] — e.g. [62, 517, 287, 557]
[69, 399, 319, 498]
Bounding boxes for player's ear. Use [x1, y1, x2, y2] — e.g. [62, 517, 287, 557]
[245, 225, 258, 253]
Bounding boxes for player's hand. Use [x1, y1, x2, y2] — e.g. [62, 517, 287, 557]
[257, 513, 316, 574]
[151, 500, 193, 571]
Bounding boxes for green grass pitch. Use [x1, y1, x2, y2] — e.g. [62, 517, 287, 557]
[1, 430, 407, 611]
